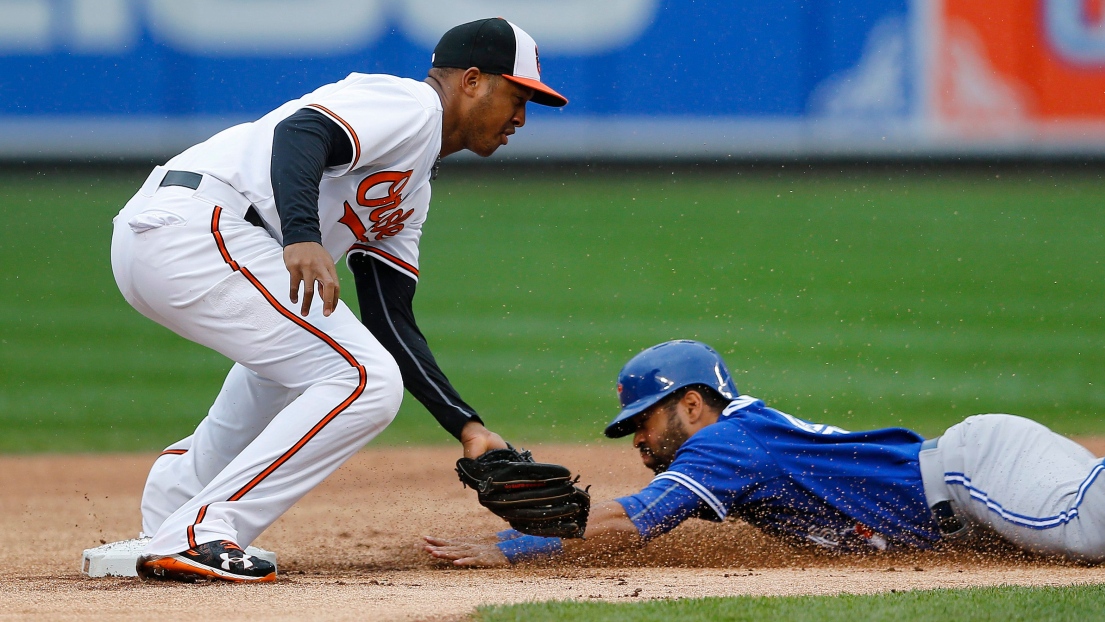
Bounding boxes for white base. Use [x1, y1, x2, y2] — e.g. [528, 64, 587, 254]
[81, 538, 278, 578]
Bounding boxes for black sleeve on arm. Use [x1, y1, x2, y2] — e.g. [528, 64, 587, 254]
[270, 108, 355, 246]
[349, 253, 483, 440]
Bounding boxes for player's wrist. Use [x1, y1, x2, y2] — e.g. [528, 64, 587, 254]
[459, 421, 507, 458]
[281, 232, 324, 247]
[496, 529, 525, 541]
[495, 534, 563, 564]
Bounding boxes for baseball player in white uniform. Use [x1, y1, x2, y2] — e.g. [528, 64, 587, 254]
[110, 18, 568, 583]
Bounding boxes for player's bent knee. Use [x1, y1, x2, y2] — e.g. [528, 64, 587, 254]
[347, 355, 403, 424]
[375, 357, 403, 422]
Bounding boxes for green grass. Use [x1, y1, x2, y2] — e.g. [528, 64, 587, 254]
[473, 584, 1105, 621]
[2, 166, 1105, 452]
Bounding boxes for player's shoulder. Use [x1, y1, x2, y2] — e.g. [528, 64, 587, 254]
[669, 397, 772, 473]
[718, 395, 853, 437]
[682, 398, 762, 448]
[720, 395, 765, 417]
[325, 73, 440, 110]
[682, 394, 783, 449]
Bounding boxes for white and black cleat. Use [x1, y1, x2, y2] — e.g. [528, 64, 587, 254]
[136, 540, 276, 583]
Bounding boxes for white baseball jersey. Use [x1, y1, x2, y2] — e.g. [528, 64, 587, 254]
[111, 74, 444, 557]
[111, 16, 566, 571]
[165, 73, 441, 280]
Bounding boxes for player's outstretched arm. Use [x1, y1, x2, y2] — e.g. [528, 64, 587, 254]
[349, 253, 495, 442]
[423, 499, 642, 567]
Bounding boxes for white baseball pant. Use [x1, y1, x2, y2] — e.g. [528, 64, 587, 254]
[111, 168, 403, 557]
[920, 414, 1105, 561]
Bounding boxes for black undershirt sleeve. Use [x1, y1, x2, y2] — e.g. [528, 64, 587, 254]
[349, 253, 483, 440]
[273, 109, 473, 437]
[270, 108, 354, 246]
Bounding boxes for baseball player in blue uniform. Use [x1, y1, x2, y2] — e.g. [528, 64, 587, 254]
[425, 340, 1105, 565]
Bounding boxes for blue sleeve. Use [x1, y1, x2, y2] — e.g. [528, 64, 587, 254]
[615, 478, 705, 541]
[495, 533, 563, 563]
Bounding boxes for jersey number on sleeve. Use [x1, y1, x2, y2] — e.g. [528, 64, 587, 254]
[780, 412, 849, 435]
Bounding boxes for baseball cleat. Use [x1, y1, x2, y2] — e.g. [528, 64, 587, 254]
[136, 540, 276, 583]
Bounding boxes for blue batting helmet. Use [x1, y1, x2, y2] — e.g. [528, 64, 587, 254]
[604, 340, 739, 438]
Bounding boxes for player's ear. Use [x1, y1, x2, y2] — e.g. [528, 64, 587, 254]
[682, 390, 706, 425]
[460, 67, 483, 97]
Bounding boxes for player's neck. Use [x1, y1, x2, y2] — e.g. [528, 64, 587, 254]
[425, 76, 463, 157]
[687, 409, 722, 436]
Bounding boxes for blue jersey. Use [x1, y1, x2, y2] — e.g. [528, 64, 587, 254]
[616, 396, 941, 552]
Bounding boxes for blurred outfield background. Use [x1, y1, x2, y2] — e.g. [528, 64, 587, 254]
[2, 164, 1104, 452]
[9, 1, 1105, 159]
[2, 1, 1105, 452]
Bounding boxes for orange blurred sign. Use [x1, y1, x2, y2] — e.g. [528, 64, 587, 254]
[935, 0, 1105, 129]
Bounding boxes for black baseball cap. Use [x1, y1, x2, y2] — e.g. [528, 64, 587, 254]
[432, 18, 568, 108]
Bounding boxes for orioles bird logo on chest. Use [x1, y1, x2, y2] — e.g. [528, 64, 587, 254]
[339, 169, 414, 241]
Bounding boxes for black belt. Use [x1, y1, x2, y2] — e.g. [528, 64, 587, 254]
[158, 170, 264, 227]
[159, 170, 202, 190]
[931, 500, 966, 537]
[920, 436, 967, 537]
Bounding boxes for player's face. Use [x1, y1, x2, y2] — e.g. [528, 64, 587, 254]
[461, 76, 532, 157]
[632, 402, 691, 474]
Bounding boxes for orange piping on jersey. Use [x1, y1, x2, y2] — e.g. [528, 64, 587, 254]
[306, 103, 362, 167]
[204, 206, 367, 508]
[188, 504, 209, 548]
[229, 364, 366, 503]
[210, 215, 240, 271]
[349, 244, 420, 277]
[159, 449, 188, 457]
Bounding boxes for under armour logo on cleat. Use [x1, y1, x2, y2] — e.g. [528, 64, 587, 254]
[220, 552, 253, 570]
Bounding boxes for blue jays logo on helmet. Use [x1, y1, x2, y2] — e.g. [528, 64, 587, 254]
[604, 340, 738, 438]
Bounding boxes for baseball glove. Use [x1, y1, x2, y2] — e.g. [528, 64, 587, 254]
[456, 446, 590, 539]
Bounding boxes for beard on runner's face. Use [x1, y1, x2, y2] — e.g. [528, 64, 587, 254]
[637, 407, 691, 474]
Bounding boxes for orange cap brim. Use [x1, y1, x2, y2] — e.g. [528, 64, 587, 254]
[503, 74, 568, 107]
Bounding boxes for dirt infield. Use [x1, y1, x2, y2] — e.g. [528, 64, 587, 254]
[3, 441, 1105, 620]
